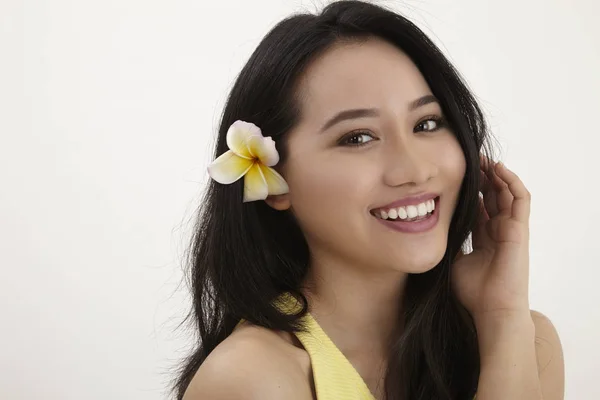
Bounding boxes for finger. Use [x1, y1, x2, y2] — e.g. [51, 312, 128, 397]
[483, 157, 506, 192]
[472, 195, 493, 250]
[495, 162, 531, 222]
[482, 157, 514, 217]
[491, 171, 514, 218]
[480, 165, 498, 217]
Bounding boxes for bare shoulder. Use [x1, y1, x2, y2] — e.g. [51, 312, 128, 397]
[530, 310, 565, 400]
[182, 322, 314, 400]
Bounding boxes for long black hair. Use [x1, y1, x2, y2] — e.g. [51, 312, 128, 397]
[173, 1, 494, 399]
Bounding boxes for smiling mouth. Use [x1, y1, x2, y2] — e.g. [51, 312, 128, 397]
[371, 196, 440, 221]
[370, 196, 441, 234]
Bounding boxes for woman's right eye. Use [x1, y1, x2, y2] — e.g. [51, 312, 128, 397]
[338, 131, 376, 147]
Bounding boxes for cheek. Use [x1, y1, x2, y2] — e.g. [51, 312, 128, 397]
[287, 155, 373, 209]
[437, 138, 467, 218]
[437, 136, 466, 184]
[283, 152, 376, 234]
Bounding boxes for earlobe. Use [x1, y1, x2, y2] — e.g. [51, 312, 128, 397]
[265, 193, 291, 211]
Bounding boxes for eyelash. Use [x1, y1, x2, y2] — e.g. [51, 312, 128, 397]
[338, 116, 448, 147]
[415, 116, 447, 133]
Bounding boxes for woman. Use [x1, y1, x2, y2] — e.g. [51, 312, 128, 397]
[174, 1, 564, 399]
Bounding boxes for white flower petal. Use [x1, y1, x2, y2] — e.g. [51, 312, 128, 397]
[243, 163, 269, 202]
[226, 120, 260, 159]
[247, 135, 279, 167]
[207, 150, 253, 184]
[258, 164, 289, 196]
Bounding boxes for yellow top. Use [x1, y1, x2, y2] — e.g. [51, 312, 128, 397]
[291, 306, 377, 399]
[252, 292, 376, 399]
[237, 292, 476, 400]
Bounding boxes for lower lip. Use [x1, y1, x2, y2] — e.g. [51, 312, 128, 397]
[373, 197, 440, 233]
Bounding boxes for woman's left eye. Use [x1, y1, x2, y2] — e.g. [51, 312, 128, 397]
[415, 117, 446, 133]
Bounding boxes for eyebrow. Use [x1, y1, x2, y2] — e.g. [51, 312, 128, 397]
[319, 94, 439, 133]
[409, 94, 439, 111]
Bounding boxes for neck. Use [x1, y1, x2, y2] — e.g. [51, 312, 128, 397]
[301, 254, 408, 360]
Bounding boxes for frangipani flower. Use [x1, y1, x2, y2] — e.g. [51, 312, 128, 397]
[207, 120, 290, 202]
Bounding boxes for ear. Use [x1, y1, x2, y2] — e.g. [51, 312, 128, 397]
[265, 193, 291, 211]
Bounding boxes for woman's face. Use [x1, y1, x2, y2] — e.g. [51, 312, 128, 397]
[273, 37, 466, 274]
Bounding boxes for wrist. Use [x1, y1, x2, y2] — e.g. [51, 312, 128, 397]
[473, 309, 534, 330]
[474, 310, 535, 338]
[473, 310, 542, 399]
[474, 310, 536, 357]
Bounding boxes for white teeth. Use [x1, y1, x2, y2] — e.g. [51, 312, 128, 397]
[398, 207, 408, 219]
[388, 208, 398, 219]
[406, 205, 418, 218]
[427, 199, 434, 213]
[375, 198, 437, 221]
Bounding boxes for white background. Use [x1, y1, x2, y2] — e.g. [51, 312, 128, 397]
[1, 0, 598, 399]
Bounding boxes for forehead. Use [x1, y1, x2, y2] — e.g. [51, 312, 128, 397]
[296, 37, 432, 120]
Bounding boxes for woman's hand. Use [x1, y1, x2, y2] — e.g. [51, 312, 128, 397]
[451, 155, 532, 321]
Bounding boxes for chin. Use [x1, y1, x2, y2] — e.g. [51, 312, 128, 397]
[388, 249, 446, 274]
[409, 261, 442, 274]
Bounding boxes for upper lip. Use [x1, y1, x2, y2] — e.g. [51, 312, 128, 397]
[372, 192, 440, 211]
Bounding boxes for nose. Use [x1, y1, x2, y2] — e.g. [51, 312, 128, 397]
[382, 136, 438, 188]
